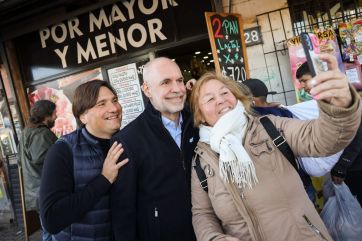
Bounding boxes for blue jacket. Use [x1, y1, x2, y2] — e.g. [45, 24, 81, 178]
[111, 102, 199, 241]
[40, 128, 112, 241]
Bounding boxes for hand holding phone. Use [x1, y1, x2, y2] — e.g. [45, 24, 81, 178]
[300, 32, 328, 77]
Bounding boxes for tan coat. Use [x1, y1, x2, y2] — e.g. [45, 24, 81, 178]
[191, 91, 361, 241]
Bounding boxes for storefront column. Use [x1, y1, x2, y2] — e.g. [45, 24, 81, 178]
[3, 40, 29, 126]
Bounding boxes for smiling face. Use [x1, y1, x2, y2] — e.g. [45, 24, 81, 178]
[80, 86, 122, 139]
[198, 79, 237, 126]
[143, 58, 186, 122]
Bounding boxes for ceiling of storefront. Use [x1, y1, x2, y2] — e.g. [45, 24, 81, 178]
[0, 0, 117, 39]
[0, 0, 97, 26]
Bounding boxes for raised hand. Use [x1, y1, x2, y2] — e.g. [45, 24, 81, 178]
[308, 53, 352, 108]
[101, 141, 128, 183]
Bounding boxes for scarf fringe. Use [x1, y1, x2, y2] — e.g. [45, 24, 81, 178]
[219, 158, 258, 189]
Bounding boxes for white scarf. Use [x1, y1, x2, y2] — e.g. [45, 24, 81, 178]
[199, 101, 258, 189]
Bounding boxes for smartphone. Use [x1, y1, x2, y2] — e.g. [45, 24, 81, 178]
[300, 32, 328, 77]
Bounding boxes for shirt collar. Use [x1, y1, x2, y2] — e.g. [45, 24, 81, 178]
[161, 113, 183, 129]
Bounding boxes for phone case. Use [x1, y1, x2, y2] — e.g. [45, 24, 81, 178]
[300, 32, 328, 77]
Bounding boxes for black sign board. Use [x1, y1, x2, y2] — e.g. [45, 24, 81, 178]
[14, 0, 212, 83]
[205, 12, 249, 82]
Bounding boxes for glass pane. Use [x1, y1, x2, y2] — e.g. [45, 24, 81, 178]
[28, 68, 102, 137]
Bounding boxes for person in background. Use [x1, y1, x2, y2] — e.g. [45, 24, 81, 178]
[242, 78, 293, 117]
[294, 61, 362, 205]
[189, 53, 361, 241]
[243, 78, 316, 203]
[18, 100, 57, 241]
[296, 62, 314, 101]
[40, 80, 128, 241]
[111, 57, 199, 241]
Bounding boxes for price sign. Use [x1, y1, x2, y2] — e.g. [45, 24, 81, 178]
[205, 12, 249, 82]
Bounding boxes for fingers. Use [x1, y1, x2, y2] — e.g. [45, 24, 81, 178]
[309, 71, 348, 99]
[331, 175, 344, 185]
[102, 142, 128, 183]
[116, 158, 129, 169]
[318, 53, 338, 71]
[304, 54, 351, 106]
[107, 141, 121, 157]
[106, 142, 123, 160]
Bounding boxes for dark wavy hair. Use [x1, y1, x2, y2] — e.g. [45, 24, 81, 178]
[72, 80, 117, 127]
[29, 100, 56, 126]
[296, 62, 311, 80]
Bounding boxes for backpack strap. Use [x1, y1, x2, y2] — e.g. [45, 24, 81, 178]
[193, 154, 208, 192]
[259, 116, 299, 171]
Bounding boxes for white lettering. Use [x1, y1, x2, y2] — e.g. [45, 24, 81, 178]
[108, 29, 127, 53]
[54, 46, 69, 68]
[77, 39, 97, 63]
[39, 28, 50, 48]
[51, 23, 67, 44]
[110, 4, 127, 23]
[139, 0, 158, 15]
[67, 18, 83, 39]
[122, 0, 136, 20]
[89, 8, 111, 33]
[147, 18, 166, 43]
[127, 23, 147, 48]
[161, 0, 178, 9]
[95, 34, 110, 58]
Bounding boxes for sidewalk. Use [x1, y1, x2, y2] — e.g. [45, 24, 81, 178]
[0, 211, 41, 241]
[0, 224, 41, 241]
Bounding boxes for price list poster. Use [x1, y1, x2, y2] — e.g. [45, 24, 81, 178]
[108, 63, 145, 128]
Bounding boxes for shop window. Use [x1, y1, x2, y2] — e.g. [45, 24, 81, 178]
[0, 65, 20, 157]
[27, 68, 102, 137]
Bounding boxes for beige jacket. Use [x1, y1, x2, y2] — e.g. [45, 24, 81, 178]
[191, 90, 361, 241]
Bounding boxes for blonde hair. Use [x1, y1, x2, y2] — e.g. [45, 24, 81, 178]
[190, 72, 252, 126]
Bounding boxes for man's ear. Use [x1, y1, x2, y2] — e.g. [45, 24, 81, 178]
[143, 82, 151, 98]
[79, 112, 88, 125]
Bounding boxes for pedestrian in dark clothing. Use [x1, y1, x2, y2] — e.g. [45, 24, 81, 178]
[40, 80, 128, 241]
[19, 100, 58, 241]
[111, 57, 199, 241]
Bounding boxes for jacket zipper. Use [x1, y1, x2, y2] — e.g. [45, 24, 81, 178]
[242, 196, 265, 241]
[154, 207, 158, 218]
[303, 215, 328, 241]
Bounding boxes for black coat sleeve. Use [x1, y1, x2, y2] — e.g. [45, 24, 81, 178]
[39, 141, 111, 234]
[332, 118, 362, 177]
[111, 138, 138, 241]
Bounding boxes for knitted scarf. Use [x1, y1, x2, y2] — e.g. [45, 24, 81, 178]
[199, 101, 258, 189]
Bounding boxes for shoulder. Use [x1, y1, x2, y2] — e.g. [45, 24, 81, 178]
[29, 126, 57, 142]
[114, 115, 144, 140]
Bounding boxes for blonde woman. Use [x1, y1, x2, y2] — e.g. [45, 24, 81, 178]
[189, 54, 361, 241]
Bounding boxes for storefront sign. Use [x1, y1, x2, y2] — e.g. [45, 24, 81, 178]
[205, 12, 249, 82]
[15, 0, 212, 82]
[107, 63, 145, 127]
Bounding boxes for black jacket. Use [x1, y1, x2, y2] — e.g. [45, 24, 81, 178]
[111, 102, 199, 241]
[332, 114, 362, 177]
